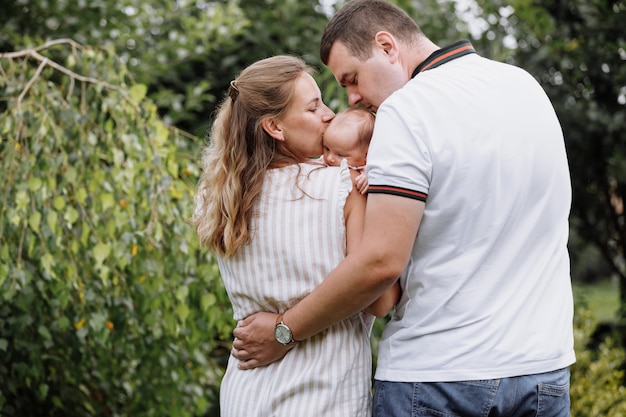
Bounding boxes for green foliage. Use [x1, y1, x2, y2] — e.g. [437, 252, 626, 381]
[1, 0, 249, 132]
[574, 279, 621, 322]
[207, 0, 335, 117]
[0, 0, 338, 134]
[0, 40, 233, 416]
[396, 0, 471, 44]
[570, 309, 626, 416]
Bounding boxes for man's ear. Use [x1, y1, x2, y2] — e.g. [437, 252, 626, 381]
[374, 31, 399, 62]
[261, 117, 285, 141]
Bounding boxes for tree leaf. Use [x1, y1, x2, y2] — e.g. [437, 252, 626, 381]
[29, 211, 42, 232]
[40, 253, 54, 276]
[93, 242, 110, 266]
[53, 196, 66, 211]
[16, 190, 30, 210]
[27, 177, 43, 192]
[46, 211, 58, 232]
[100, 193, 115, 211]
[129, 84, 148, 103]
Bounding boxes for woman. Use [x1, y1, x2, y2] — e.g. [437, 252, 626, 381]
[192, 56, 396, 416]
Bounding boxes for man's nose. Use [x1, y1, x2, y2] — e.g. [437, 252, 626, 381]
[347, 87, 361, 107]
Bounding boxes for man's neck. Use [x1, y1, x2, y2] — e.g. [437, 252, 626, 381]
[411, 40, 476, 77]
[405, 36, 440, 79]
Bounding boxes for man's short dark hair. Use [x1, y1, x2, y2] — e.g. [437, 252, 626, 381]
[320, 0, 422, 64]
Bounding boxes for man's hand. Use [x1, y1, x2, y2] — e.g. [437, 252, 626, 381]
[231, 311, 294, 370]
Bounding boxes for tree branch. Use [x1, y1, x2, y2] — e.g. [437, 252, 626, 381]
[0, 38, 84, 59]
[17, 57, 47, 107]
[1, 39, 140, 113]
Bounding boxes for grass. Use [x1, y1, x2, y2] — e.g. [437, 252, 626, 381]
[573, 279, 621, 323]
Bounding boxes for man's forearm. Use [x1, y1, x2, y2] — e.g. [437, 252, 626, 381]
[283, 252, 397, 341]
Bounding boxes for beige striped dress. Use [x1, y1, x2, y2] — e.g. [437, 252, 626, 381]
[217, 162, 372, 417]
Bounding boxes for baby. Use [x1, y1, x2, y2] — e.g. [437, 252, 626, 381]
[323, 108, 400, 327]
[322, 108, 374, 194]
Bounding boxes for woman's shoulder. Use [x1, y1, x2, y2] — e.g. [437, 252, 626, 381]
[269, 160, 338, 176]
[302, 160, 349, 183]
[266, 161, 350, 194]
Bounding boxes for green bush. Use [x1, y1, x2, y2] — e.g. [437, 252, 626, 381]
[570, 308, 626, 416]
[0, 40, 233, 416]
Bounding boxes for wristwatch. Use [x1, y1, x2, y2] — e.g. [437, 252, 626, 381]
[274, 315, 296, 346]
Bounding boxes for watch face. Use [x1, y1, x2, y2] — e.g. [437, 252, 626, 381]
[274, 323, 292, 344]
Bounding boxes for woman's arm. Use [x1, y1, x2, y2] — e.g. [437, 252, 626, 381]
[345, 170, 400, 318]
[364, 282, 400, 317]
[344, 170, 367, 253]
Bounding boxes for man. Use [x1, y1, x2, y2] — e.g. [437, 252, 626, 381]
[233, 1, 575, 415]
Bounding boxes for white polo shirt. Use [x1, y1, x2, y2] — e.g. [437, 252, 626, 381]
[368, 41, 575, 382]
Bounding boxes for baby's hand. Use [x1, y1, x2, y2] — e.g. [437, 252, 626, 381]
[355, 171, 369, 194]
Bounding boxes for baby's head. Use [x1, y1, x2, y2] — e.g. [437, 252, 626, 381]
[323, 108, 375, 167]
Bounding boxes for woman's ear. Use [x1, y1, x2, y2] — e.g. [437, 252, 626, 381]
[261, 117, 285, 141]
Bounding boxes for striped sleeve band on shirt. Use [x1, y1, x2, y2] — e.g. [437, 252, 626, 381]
[368, 185, 427, 202]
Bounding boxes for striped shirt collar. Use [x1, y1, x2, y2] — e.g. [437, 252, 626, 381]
[411, 40, 476, 78]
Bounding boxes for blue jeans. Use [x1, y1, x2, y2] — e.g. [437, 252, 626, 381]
[373, 368, 570, 417]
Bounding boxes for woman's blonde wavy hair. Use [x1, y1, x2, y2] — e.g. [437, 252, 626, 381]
[193, 55, 313, 257]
